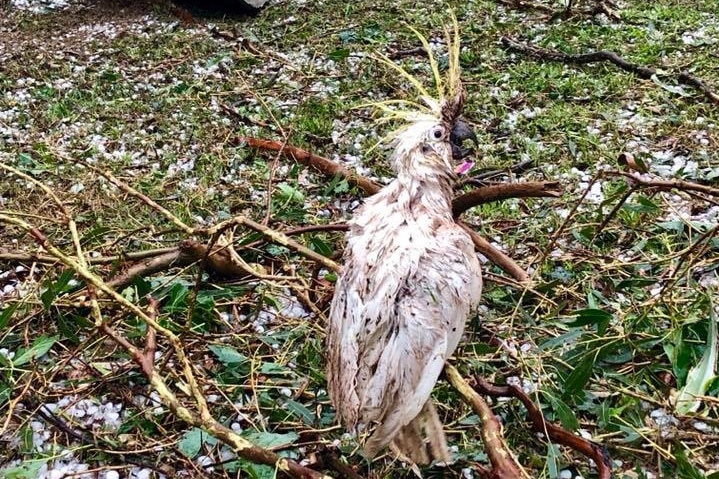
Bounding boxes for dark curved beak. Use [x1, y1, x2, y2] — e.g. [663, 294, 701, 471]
[450, 119, 478, 160]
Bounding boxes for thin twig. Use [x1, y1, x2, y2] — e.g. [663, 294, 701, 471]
[607, 170, 719, 197]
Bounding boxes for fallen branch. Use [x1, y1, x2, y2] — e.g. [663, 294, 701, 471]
[460, 224, 530, 283]
[236, 136, 381, 196]
[0, 247, 177, 266]
[445, 365, 531, 479]
[456, 157, 537, 187]
[474, 377, 612, 479]
[501, 36, 719, 105]
[101, 240, 262, 291]
[387, 46, 428, 60]
[453, 181, 562, 217]
[608, 170, 719, 197]
[81, 164, 340, 272]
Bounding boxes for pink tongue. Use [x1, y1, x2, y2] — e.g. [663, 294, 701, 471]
[455, 161, 474, 175]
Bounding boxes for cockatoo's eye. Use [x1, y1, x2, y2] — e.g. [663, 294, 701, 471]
[431, 127, 445, 141]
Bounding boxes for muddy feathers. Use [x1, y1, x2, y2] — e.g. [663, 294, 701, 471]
[326, 17, 483, 464]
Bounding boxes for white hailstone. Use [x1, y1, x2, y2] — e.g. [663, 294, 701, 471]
[219, 448, 236, 462]
[196, 455, 214, 471]
[559, 471, 573, 479]
[462, 468, 474, 479]
[230, 422, 242, 432]
[280, 388, 292, 397]
[206, 394, 219, 403]
[104, 470, 120, 479]
[135, 468, 152, 479]
[692, 421, 709, 432]
[0, 348, 15, 359]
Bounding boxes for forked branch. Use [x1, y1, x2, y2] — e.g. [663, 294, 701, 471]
[474, 377, 612, 479]
[445, 365, 531, 479]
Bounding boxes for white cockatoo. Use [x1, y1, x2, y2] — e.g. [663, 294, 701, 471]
[327, 18, 483, 464]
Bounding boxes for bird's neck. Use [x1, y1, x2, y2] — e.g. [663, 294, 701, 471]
[393, 172, 454, 219]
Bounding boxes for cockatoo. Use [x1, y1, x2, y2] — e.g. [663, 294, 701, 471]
[327, 19, 483, 464]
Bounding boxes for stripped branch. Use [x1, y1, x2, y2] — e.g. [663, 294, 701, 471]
[501, 36, 719, 105]
[460, 223, 530, 283]
[474, 377, 612, 479]
[453, 181, 562, 217]
[445, 365, 531, 479]
[607, 170, 719, 197]
[239, 136, 558, 281]
[236, 136, 381, 196]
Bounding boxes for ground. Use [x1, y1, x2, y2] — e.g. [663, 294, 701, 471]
[0, 0, 718, 478]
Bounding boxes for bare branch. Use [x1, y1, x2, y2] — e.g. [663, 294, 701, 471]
[453, 181, 562, 217]
[445, 365, 531, 479]
[501, 36, 719, 105]
[608, 170, 719, 197]
[460, 223, 530, 283]
[474, 377, 612, 479]
[237, 136, 382, 196]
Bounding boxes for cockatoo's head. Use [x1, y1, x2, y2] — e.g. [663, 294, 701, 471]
[388, 92, 477, 181]
[367, 16, 477, 181]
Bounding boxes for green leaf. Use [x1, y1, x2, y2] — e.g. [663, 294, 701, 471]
[209, 345, 248, 366]
[0, 302, 19, 329]
[276, 183, 304, 204]
[282, 398, 315, 425]
[309, 237, 332, 257]
[240, 462, 275, 479]
[1, 459, 45, 479]
[177, 427, 204, 458]
[675, 447, 705, 479]
[260, 362, 290, 375]
[164, 283, 189, 312]
[539, 329, 583, 351]
[40, 269, 74, 310]
[544, 393, 579, 431]
[566, 308, 612, 334]
[13, 335, 58, 366]
[242, 431, 298, 449]
[546, 443, 560, 479]
[562, 355, 596, 399]
[338, 30, 357, 44]
[327, 48, 350, 61]
[676, 303, 718, 415]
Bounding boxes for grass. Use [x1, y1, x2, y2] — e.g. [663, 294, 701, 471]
[1, 0, 718, 478]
